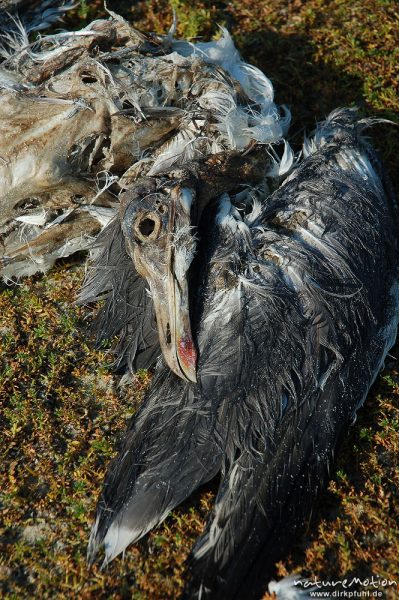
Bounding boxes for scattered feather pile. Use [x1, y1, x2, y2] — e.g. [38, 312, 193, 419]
[1, 6, 398, 600]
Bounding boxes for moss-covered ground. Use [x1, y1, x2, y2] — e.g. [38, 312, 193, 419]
[1, 1, 398, 598]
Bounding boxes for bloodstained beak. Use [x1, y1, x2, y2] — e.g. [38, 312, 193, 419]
[121, 184, 197, 383]
[165, 255, 197, 383]
[133, 235, 197, 383]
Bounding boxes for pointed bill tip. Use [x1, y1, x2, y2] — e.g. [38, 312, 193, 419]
[177, 334, 197, 383]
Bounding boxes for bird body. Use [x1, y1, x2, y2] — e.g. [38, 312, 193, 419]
[88, 109, 399, 598]
[186, 110, 399, 599]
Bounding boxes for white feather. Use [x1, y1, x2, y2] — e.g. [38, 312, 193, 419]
[180, 187, 194, 215]
[148, 129, 198, 175]
[82, 206, 117, 228]
[268, 576, 316, 599]
[15, 209, 47, 226]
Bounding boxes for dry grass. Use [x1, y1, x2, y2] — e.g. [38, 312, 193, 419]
[1, 1, 398, 598]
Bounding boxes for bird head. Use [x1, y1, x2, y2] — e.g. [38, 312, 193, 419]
[120, 176, 198, 383]
[119, 149, 270, 382]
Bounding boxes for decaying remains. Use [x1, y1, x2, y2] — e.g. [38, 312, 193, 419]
[0, 9, 289, 279]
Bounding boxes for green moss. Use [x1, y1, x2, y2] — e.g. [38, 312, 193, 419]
[170, 0, 213, 38]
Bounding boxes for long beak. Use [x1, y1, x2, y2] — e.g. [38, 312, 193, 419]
[139, 238, 196, 383]
[122, 188, 197, 383]
[160, 252, 197, 383]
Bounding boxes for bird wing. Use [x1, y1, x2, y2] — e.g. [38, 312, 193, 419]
[86, 207, 274, 565]
[185, 109, 399, 599]
[78, 217, 160, 372]
[88, 361, 228, 564]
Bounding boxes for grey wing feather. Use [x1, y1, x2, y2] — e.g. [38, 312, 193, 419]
[186, 368, 343, 600]
[185, 109, 399, 599]
[88, 361, 227, 564]
[78, 218, 160, 372]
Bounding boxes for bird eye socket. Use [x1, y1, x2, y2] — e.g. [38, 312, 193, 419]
[139, 218, 155, 236]
[134, 212, 161, 242]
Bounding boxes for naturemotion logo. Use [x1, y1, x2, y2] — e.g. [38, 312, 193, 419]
[292, 575, 397, 598]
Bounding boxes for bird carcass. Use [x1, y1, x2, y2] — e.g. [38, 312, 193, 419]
[87, 109, 399, 600]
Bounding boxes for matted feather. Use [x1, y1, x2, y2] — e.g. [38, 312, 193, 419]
[78, 218, 160, 372]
